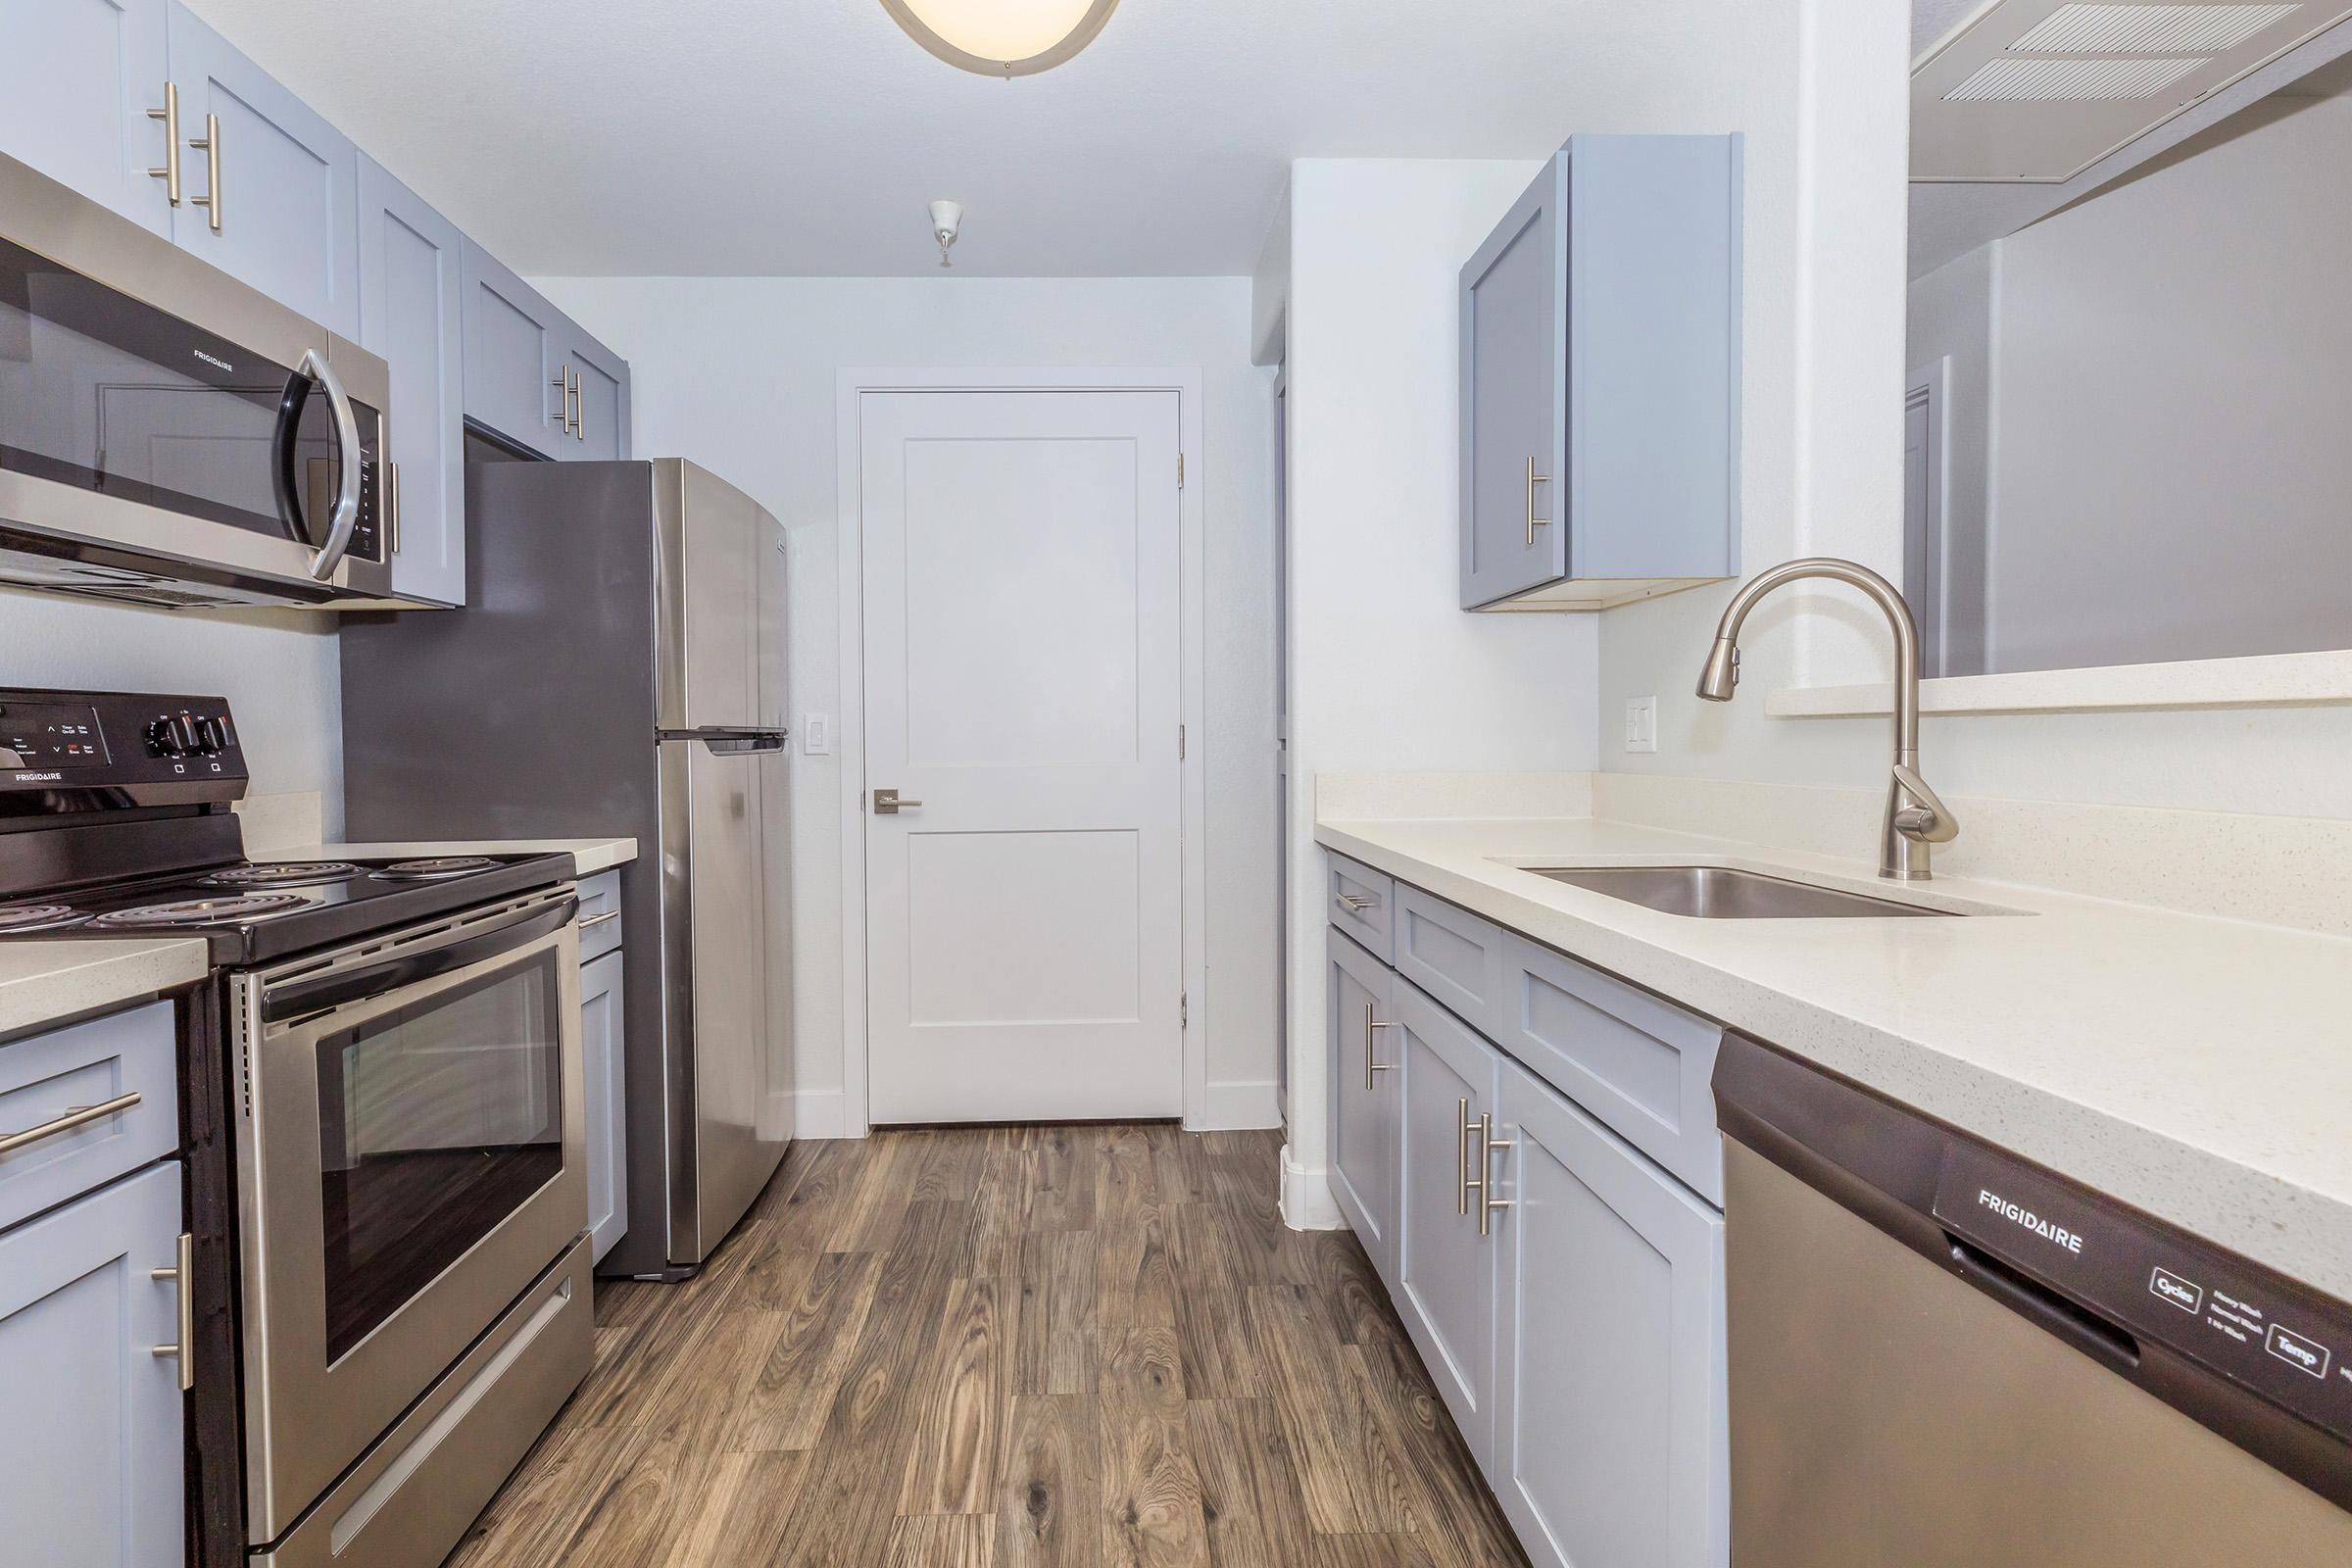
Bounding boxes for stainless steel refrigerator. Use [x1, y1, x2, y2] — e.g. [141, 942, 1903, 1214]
[341, 456, 791, 1279]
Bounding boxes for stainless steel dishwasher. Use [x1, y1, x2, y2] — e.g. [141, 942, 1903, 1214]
[1714, 1030, 2352, 1565]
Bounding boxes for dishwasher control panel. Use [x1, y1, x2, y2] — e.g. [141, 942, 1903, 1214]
[1934, 1143, 2352, 1440]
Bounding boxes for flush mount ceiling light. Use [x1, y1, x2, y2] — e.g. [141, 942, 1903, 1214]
[878, 0, 1122, 76]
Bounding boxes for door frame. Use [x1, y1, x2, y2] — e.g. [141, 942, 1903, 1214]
[834, 368, 1210, 1139]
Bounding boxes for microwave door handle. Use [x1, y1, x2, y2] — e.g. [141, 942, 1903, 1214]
[298, 347, 363, 581]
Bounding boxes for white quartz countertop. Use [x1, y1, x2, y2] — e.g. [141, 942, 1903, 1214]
[0, 939, 210, 1040]
[1317, 812, 2352, 1302]
[276, 838, 639, 875]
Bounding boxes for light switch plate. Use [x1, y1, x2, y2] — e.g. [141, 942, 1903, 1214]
[803, 712, 832, 756]
[1625, 696, 1658, 754]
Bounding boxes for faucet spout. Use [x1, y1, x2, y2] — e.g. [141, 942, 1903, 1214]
[1690, 557, 1955, 880]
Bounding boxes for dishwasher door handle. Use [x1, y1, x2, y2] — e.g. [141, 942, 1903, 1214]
[1945, 1234, 2140, 1373]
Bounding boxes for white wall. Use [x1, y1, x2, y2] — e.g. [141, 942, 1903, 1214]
[0, 595, 343, 821]
[1599, 4, 2352, 827]
[1277, 158, 1604, 1219]
[533, 274, 1279, 1133]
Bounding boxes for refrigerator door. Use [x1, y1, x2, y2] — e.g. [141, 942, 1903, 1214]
[654, 460, 766, 731]
[658, 733, 785, 1265]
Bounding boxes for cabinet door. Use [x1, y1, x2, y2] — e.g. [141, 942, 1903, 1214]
[1394, 976, 1501, 1468]
[1459, 151, 1569, 609]
[0, 1162, 186, 1567]
[0, 0, 172, 234]
[461, 239, 569, 458]
[581, 949, 628, 1264]
[1494, 1059, 1728, 1568]
[564, 331, 631, 462]
[1327, 929, 1400, 1281]
[165, 1, 360, 337]
[358, 155, 466, 605]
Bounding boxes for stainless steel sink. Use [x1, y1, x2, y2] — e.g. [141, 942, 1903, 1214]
[1531, 865, 1956, 919]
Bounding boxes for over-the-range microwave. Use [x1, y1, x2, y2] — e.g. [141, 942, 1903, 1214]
[0, 148, 400, 610]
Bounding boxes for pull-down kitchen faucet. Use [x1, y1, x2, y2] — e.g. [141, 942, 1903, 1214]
[1693, 557, 1959, 881]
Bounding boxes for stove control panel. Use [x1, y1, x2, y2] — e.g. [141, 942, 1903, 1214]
[0, 689, 246, 800]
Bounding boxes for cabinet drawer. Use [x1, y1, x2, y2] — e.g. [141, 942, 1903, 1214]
[576, 869, 624, 961]
[1327, 853, 1396, 963]
[0, 1003, 179, 1233]
[1497, 933, 1724, 1205]
[1394, 887, 1510, 1040]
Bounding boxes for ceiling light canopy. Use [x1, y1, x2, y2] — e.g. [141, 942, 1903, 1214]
[879, 0, 1122, 76]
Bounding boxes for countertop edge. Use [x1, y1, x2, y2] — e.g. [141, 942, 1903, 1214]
[0, 939, 211, 1042]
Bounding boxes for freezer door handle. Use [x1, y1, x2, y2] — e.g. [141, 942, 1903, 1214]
[659, 726, 788, 755]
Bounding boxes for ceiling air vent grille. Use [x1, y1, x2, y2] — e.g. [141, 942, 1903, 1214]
[2006, 3, 2303, 55]
[1945, 54, 2209, 99]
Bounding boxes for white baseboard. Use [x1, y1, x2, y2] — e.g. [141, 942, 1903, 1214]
[782, 1087, 852, 1140]
[1279, 1143, 1343, 1230]
[1196, 1078, 1282, 1131]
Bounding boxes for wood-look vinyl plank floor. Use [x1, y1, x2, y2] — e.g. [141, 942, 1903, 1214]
[443, 1125, 1525, 1568]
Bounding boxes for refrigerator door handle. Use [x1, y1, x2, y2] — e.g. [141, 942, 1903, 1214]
[658, 726, 788, 755]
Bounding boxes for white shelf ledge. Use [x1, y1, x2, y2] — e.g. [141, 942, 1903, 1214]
[1767, 649, 2352, 717]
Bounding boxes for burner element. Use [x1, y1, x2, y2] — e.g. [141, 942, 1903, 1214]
[92, 893, 314, 929]
[373, 857, 501, 881]
[204, 861, 363, 889]
[0, 903, 91, 933]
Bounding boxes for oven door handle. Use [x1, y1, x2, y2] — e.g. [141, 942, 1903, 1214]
[260, 895, 576, 1024]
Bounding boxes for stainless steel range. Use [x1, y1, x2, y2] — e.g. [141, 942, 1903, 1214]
[0, 687, 594, 1568]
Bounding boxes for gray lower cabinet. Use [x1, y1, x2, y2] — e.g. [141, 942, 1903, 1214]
[1394, 975, 1503, 1471]
[1459, 134, 1741, 611]
[1493, 1057, 1728, 1568]
[0, 1161, 186, 1567]
[0, 0, 172, 234]
[358, 155, 467, 606]
[164, 1, 361, 338]
[1328, 929, 1401, 1279]
[1330, 855, 1729, 1567]
[581, 948, 628, 1263]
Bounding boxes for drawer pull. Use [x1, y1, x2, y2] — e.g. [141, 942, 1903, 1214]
[1472, 1111, 1514, 1238]
[1362, 1003, 1397, 1091]
[0, 1091, 142, 1157]
[1338, 892, 1378, 913]
[151, 1231, 195, 1392]
[579, 909, 621, 930]
[1457, 1097, 1473, 1216]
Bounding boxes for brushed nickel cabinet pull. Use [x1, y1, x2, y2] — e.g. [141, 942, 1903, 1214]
[1525, 457, 1552, 547]
[579, 908, 621, 929]
[386, 460, 402, 557]
[187, 112, 220, 231]
[1475, 1111, 1515, 1238]
[1457, 1097, 1473, 1217]
[1338, 892, 1376, 912]
[151, 1232, 195, 1393]
[147, 82, 181, 204]
[0, 1091, 142, 1156]
[1361, 1003, 1396, 1091]
[573, 368, 586, 440]
[551, 366, 572, 432]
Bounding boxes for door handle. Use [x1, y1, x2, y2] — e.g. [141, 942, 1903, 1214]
[872, 788, 923, 815]
[298, 348, 363, 580]
[188, 112, 221, 232]
[1525, 457, 1552, 547]
[152, 1232, 195, 1393]
[1362, 1003, 1397, 1091]
[147, 82, 182, 204]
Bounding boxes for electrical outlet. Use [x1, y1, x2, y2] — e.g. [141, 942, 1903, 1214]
[802, 712, 832, 756]
[1624, 696, 1658, 755]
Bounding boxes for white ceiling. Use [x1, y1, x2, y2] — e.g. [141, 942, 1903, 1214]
[186, 0, 1739, 278]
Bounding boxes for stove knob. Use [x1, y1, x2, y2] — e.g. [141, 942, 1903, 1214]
[195, 716, 229, 755]
[148, 715, 201, 757]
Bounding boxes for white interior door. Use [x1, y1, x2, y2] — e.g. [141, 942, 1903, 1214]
[862, 389, 1184, 1124]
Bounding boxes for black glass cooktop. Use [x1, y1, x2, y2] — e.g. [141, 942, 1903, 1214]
[0, 852, 575, 965]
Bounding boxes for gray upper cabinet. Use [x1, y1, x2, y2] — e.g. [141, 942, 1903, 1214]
[461, 239, 570, 458]
[0, 0, 172, 234]
[0, 1162, 188, 1568]
[565, 330, 632, 462]
[358, 156, 467, 606]
[1460, 134, 1742, 611]
[1493, 1058, 1727, 1568]
[164, 1, 360, 338]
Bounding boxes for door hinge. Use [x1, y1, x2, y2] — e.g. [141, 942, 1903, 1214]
[1177, 723, 1187, 760]
[1177, 452, 1186, 489]
[1181, 991, 1190, 1028]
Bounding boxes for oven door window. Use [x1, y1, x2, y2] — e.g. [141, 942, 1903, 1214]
[0, 234, 373, 547]
[315, 947, 564, 1362]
